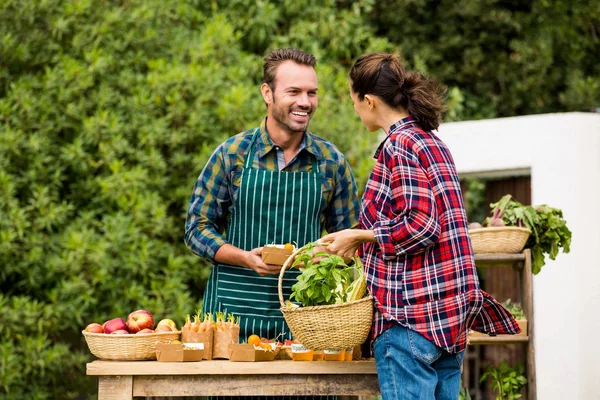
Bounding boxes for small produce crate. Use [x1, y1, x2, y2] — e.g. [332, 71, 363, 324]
[469, 227, 531, 254]
[82, 331, 180, 360]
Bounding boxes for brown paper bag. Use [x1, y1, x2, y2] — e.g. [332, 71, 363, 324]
[181, 328, 214, 360]
[212, 325, 240, 359]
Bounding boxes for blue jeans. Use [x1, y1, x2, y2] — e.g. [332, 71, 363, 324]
[373, 323, 465, 400]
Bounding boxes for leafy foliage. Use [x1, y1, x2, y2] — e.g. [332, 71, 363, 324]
[0, 0, 595, 396]
[481, 362, 528, 400]
[487, 194, 572, 274]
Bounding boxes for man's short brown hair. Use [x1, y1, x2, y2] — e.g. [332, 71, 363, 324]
[263, 48, 317, 90]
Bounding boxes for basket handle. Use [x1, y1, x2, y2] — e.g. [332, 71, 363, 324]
[277, 241, 331, 308]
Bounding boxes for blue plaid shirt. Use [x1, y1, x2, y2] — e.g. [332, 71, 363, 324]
[185, 119, 360, 260]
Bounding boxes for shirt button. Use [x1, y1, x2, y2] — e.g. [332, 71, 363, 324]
[275, 146, 280, 150]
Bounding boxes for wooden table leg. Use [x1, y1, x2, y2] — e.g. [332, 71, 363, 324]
[98, 375, 133, 400]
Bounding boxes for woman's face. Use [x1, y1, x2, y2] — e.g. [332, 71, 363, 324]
[349, 86, 378, 132]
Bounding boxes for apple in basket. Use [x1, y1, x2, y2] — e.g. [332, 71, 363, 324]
[156, 318, 178, 331]
[155, 324, 173, 332]
[111, 329, 130, 335]
[137, 328, 154, 334]
[102, 318, 128, 334]
[126, 309, 155, 333]
[84, 323, 104, 334]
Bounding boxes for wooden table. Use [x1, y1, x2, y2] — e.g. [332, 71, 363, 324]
[86, 360, 379, 399]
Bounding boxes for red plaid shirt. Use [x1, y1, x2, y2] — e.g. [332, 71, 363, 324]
[359, 116, 520, 353]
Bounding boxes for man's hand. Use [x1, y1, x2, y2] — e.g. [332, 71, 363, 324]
[244, 247, 283, 276]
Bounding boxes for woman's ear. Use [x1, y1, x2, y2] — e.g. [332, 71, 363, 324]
[364, 94, 375, 110]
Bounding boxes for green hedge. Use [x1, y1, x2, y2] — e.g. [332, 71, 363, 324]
[1, 0, 597, 397]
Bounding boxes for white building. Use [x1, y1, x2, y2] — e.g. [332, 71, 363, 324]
[437, 112, 600, 400]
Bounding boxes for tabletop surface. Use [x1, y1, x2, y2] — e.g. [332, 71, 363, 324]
[87, 359, 378, 376]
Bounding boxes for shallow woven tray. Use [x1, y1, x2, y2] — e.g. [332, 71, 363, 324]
[82, 330, 181, 360]
[278, 243, 373, 351]
[469, 227, 531, 254]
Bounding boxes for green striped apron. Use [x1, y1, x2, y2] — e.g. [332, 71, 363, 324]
[202, 128, 323, 342]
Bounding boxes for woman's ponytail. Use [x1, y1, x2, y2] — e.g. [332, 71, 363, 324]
[350, 53, 447, 131]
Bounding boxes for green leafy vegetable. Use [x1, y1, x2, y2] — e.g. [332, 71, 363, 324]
[289, 242, 364, 307]
[481, 362, 527, 400]
[486, 194, 572, 274]
[502, 299, 525, 320]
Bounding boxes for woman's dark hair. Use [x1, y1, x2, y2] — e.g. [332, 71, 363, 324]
[349, 53, 447, 131]
[263, 48, 317, 91]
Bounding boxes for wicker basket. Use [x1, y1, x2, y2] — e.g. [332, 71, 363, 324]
[82, 330, 180, 360]
[469, 227, 531, 254]
[278, 244, 373, 351]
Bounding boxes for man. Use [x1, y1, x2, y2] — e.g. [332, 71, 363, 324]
[184, 48, 360, 342]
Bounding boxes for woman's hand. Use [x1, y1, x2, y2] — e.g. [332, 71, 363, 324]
[321, 229, 375, 259]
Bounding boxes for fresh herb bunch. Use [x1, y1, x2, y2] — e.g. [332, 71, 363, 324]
[502, 299, 525, 320]
[486, 194, 572, 274]
[290, 242, 364, 307]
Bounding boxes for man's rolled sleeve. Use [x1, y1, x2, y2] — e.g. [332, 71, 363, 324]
[184, 145, 231, 261]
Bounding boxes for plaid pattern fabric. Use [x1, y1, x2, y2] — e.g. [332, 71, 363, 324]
[359, 116, 519, 354]
[185, 119, 360, 260]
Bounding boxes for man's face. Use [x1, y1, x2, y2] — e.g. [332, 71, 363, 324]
[263, 61, 318, 134]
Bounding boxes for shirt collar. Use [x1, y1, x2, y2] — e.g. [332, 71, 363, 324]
[373, 115, 418, 159]
[255, 118, 323, 160]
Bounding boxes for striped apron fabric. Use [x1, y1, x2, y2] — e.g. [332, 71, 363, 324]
[202, 128, 323, 342]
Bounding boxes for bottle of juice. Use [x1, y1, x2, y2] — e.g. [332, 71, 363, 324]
[312, 350, 324, 361]
[344, 347, 353, 361]
[291, 343, 314, 361]
[323, 348, 345, 361]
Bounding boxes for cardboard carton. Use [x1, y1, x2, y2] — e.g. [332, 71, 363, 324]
[156, 343, 204, 362]
[213, 326, 240, 359]
[262, 246, 293, 266]
[228, 344, 280, 362]
[182, 328, 214, 360]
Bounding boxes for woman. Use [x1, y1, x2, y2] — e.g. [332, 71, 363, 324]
[322, 53, 520, 400]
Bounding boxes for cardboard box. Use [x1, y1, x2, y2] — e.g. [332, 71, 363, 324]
[228, 344, 280, 362]
[156, 343, 204, 362]
[182, 328, 213, 360]
[262, 246, 293, 266]
[213, 326, 240, 359]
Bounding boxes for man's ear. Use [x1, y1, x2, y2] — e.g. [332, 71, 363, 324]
[261, 83, 273, 105]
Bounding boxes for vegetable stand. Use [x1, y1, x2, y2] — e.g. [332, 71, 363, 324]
[86, 359, 379, 399]
[467, 250, 536, 400]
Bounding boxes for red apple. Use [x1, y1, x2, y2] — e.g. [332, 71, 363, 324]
[155, 324, 173, 332]
[102, 318, 128, 334]
[126, 309, 154, 333]
[137, 328, 154, 334]
[84, 323, 104, 334]
[111, 329, 130, 335]
[156, 318, 177, 331]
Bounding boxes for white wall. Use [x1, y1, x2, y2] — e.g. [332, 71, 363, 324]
[437, 112, 600, 400]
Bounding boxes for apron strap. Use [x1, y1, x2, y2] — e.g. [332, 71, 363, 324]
[243, 127, 320, 174]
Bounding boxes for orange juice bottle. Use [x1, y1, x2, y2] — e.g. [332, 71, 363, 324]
[344, 347, 353, 361]
[312, 350, 324, 361]
[323, 348, 345, 361]
[291, 343, 314, 361]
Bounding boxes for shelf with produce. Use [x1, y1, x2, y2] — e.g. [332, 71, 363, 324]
[468, 335, 529, 345]
[470, 248, 536, 400]
[474, 253, 526, 265]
